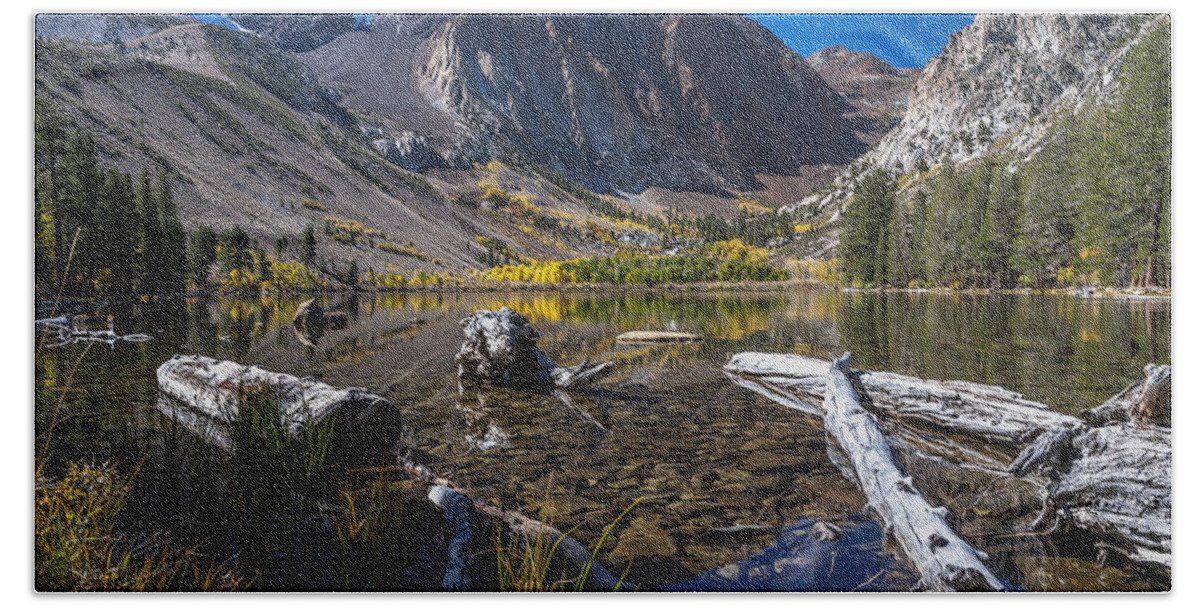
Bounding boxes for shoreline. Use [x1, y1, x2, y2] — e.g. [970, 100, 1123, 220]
[35, 280, 1172, 305]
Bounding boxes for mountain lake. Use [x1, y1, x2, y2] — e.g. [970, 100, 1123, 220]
[35, 288, 1170, 591]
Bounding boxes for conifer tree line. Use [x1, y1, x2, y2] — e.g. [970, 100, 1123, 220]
[36, 104, 188, 299]
[838, 24, 1170, 289]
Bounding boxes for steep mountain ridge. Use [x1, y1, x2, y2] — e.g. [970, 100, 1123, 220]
[792, 14, 1165, 221]
[306, 13, 866, 195]
[34, 24, 499, 273]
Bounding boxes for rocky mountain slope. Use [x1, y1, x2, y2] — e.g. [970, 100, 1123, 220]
[791, 14, 1166, 222]
[34, 23, 559, 275]
[36, 12, 892, 281]
[295, 14, 867, 195]
[34, 13, 195, 43]
[805, 45, 920, 145]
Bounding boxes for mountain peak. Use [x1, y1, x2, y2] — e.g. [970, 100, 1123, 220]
[807, 45, 906, 79]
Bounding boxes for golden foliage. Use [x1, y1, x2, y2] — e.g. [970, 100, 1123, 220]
[706, 239, 769, 264]
[481, 260, 576, 284]
[792, 258, 843, 284]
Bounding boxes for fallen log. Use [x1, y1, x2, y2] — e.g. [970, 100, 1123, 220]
[822, 352, 1004, 591]
[728, 350, 1172, 575]
[615, 330, 702, 343]
[407, 461, 635, 591]
[1081, 364, 1171, 427]
[156, 354, 393, 435]
[456, 307, 612, 390]
[1011, 363, 1172, 569]
[725, 353, 1078, 446]
[428, 485, 476, 591]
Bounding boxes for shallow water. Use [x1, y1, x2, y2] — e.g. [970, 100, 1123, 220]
[34, 288, 1170, 591]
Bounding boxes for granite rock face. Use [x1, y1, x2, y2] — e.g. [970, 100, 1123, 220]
[372, 131, 449, 172]
[417, 14, 865, 194]
[791, 14, 1166, 217]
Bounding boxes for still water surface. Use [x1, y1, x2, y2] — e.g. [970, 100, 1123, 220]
[35, 288, 1170, 590]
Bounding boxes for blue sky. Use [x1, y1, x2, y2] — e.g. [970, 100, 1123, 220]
[193, 13, 973, 70]
[749, 13, 976, 69]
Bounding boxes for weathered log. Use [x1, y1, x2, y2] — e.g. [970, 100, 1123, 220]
[1047, 423, 1171, 568]
[407, 461, 634, 591]
[1012, 364, 1172, 569]
[729, 350, 1172, 574]
[456, 308, 612, 390]
[428, 485, 476, 591]
[726, 353, 1078, 446]
[156, 354, 393, 434]
[615, 330, 702, 343]
[822, 352, 1004, 591]
[1082, 364, 1171, 427]
[1008, 423, 1083, 478]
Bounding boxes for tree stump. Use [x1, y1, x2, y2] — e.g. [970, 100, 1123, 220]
[455, 307, 612, 390]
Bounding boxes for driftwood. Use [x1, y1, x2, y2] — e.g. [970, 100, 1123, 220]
[726, 353, 1079, 446]
[37, 315, 153, 349]
[1010, 364, 1172, 569]
[727, 350, 1172, 574]
[615, 330, 702, 343]
[156, 354, 393, 435]
[428, 485, 476, 591]
[823, 352, 1004, 591]
[456, 308, 612, 390]
[407, 461, 635, 591]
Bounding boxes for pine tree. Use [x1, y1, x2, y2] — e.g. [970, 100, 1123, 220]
[135, 168, 164, 292]
[961, 158, 996, 286]
[885, 199, 913, 286]
[909, 191, 930, 286]
[94, 168, 136, 299]
[923, 162, 966, 285]
[219, 225, 252, 272]
[839, 169, 896, 285]
[1013, 116, 1083, 287]
[155, 168, 188, 294]
[189, 225, 218, 284]
[1109, 23, 1170, 287]
[35, 100, 67, 289]
[975, 164, 1020, 287]
[302, 224, 317, 266]
[56, 132, 102, 294]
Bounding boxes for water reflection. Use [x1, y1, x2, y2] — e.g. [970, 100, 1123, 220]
[666, 514, 919, 592]
[34, 288, 1170, 590]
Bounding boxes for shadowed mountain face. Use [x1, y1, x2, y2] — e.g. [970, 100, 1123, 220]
[303, 14, 866, 194]
[228, 13, 359, 53]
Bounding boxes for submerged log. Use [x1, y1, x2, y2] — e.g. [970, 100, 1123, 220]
[456, 307, 612, 390]
[823, 352, 1004, 591]
[428, 485, 476, 591]
[156, 354, 393, 434]
[410, 461, 635, 591]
